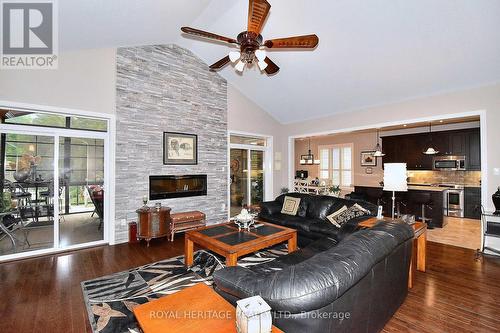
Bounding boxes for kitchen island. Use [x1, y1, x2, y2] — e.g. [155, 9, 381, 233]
[353, 186, 446, 228]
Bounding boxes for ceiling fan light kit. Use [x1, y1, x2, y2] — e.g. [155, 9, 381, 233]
[180, 0, 319, 76]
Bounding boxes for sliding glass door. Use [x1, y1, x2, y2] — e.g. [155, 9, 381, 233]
[229, 134, 270, 217]
[58, 136, 105, 247]
[0, 109, 109, 259]
[0, 133, 55, 254]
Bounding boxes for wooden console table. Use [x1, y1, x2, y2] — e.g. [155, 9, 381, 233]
[136, 206, 171, 246]
[358, 217, 427, 288]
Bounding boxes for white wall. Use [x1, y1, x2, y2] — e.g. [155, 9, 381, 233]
[0, 48, 116, 115]
[227, 84, 285, 196]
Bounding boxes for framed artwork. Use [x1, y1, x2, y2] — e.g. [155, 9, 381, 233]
[163, 132, 198, 165]
[361, 151, 377, 167]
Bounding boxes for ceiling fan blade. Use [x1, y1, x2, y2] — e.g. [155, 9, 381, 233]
[264, 34, 319, 49]
[209, 56, 231, 71]
[263, 57, 279, 75]
[248, 0, 271, 34]
[181, 27, 237, 44]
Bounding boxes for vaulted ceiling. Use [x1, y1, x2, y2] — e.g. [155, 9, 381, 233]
[60, 0, 500, 124]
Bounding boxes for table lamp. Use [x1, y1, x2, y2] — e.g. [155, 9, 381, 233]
[383, 163, 408, 220]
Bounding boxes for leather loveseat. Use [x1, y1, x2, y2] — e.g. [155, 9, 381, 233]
[213, 221, 414, 333]
[259, 193, 378, 247]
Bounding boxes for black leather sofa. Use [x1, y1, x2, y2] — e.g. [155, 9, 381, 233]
[258, 193, 378, 247]
[213, 220, 414, 333]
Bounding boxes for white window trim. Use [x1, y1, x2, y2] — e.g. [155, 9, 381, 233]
[0, 100, 115, 262]
[318, 143, 354, 189]
[228, 131, 273, 219]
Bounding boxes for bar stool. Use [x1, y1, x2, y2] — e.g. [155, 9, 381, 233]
[413, 192, 434, 229]
[395, 195, 408, 219]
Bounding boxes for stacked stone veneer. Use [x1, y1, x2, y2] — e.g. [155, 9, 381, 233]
[115, 44, 228, 242]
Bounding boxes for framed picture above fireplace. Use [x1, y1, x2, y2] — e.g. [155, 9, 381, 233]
[163, 132, 198, 165]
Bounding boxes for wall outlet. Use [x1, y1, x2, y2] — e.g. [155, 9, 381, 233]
[494, 168, 500, 176]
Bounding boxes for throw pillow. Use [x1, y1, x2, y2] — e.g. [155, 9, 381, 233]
[352, 203, 371, 214]
[327, 205, 368, 228]
[281, 196, 301, 216]
[326, 205, 348, 227]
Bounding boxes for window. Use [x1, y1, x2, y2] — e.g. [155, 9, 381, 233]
[319, 144, 353, 187]
[2, 110, 108, 132]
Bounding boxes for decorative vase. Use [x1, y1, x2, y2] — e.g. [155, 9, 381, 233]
[13, 169, 31, 182]
[493, 187, 500, 215]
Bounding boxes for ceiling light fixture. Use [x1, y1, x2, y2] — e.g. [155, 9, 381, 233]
[228, 51, 241, 63]
[235, 60, 245, 72]
[373, 129, 385, 157]
[423, 123, 439, 155]
[300, 138, 320, 165]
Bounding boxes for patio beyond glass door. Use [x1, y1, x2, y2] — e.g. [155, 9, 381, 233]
[0, 133, 55, 255]
[58, 137, 104, 247]
[230, 148, 264, 217]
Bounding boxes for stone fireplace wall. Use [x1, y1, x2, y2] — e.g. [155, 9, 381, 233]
[115, 44, 227, 242]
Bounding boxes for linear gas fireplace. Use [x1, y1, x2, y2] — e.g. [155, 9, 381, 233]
[149, 175, 207, 200]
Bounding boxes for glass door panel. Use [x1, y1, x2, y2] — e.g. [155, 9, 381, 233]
[250, 150, 264, 206]
[58, 137, 104, 247]
[230, 149, 248, 217]
[0, 133, 54, 255]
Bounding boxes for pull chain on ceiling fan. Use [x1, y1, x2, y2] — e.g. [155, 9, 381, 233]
[181, 0, 319, 75]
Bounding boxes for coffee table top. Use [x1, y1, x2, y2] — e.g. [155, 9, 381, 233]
[185, 221, 295, 253]
[133, 283, 284, 333]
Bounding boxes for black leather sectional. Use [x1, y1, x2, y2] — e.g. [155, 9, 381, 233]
[259, 192, 378, 247]
[213, 193, 414, 333]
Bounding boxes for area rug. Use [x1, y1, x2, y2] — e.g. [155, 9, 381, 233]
[81, 245, 288, 333]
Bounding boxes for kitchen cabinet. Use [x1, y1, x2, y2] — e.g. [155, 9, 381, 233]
[382, 128, 481, 171]
[467, 129, 481, 171]
[464, 187, 481, 219]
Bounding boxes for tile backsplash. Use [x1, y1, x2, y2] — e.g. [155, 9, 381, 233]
[408, 171, 481, 185]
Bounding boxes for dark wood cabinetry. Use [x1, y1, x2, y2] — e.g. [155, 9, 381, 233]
[382, 128, 481, 170]
[464, 187, 481, 219]
[467, 129, 481, 170]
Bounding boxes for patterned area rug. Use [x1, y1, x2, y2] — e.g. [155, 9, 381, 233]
[81, 246, 288, 333]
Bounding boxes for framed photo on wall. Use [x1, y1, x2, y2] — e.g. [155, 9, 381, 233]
[163, 132, 198, 165]
[361, 151, 377, 167]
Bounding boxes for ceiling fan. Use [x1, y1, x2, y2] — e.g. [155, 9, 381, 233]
[180, 0, 319, 75]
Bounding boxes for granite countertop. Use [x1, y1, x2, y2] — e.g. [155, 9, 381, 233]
[407, 185, 447, 192]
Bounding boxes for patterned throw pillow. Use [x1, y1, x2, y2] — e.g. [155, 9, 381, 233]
[326, 205, 348, 227]
[327, 204, 368, 228]
[281, 196, 301, 216]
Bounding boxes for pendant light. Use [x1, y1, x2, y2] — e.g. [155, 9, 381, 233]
[373, 129, 385, 157]
[423, 122, 439, 155]
[300, 138, 320, 165]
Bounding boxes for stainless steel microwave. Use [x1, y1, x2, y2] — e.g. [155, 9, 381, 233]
[432, 155, 466, 171]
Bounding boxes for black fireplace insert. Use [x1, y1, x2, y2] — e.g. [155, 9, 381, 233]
[149, 175, 207, 200]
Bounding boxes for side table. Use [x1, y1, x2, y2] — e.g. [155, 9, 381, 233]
[358, 217, 427, 288]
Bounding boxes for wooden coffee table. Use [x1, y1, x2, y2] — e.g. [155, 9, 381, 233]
[133, 283, 284, 333]
[358, 217, 427, 288]
[185, 221, 297, 267]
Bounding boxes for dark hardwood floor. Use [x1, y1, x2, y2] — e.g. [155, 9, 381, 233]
[1, 238, 499, 333]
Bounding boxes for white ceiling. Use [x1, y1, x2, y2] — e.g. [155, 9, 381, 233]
[60, 0, 500, 124]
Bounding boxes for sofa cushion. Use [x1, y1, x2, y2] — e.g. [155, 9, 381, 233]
[281, 196, 301, 216]
[305, 196, 336, 219]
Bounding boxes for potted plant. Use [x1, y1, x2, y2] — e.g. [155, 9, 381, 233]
[328, 185, 341, 197]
